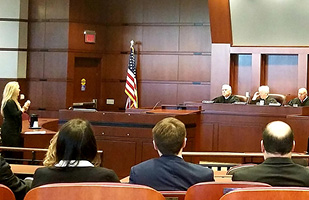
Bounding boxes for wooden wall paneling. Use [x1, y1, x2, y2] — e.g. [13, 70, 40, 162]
[69, 23, 105, 51]
[142, 0, 179, 23]
[298, 53, 308, 90]
[27, 52, 44, 78]
[233, 54, 252, 96]
[287, 118, 309, 152]
[105, 26, 143, 52]
[142, 26, 179, 52]
[179, 26, 211, 52]
[28, 22, 46, 49]
[29, 0, 46, 20]
[45, 22, 69, 49]
[96, 139, 137, 178]
[46, 0, 69, 19]
[140, 55, 178, 81]
[77, 0, 105, 23]
[141, 142, 159, 162]
[177, 84, 210, 103]
[180, 0, 209, 23]
[138, 82, 177, 107]
[217, 124, 263, 152]
[251, 53, 262, 92]
[197, 122, 214, 151]
[178, 55, 211, 82]
[210, 44, 231, 99]
[102, 54, 128, 80]
[44, 52, 68, 79]
[42, 82, 67, 110]
[208, 0, 232, 44]
[265, 55, 298, 96]
[28, 81, 43, 110]
[100, 81, 127, 111]
[104, 0, 143, 24]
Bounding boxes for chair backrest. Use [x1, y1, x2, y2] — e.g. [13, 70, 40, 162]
[268, 94, 286, 105]
[0, 184, 15, 200]
[235, 95, 248, 102]
[161, 191, 186, 200]
[184, 181, 271, 200]
[219, 187, 309, 200]
[24, 182, 165, 200]
[226, 164, 257, 175]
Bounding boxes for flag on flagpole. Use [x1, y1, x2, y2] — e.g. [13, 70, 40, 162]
[125, 41, 138, 109]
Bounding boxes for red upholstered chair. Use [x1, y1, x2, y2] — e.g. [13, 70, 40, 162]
[219, 187, 309, 200]
[184, 181, 271, 200]
[24, 182, 165, 200]
[161, 191, 186, 200]
[0, 184, 15, 200]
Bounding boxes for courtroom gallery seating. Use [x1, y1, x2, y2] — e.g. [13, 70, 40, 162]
[184, 181, 271, 200]
[24, 182, 165, 200]
[0, 184, 15, 200]
[219, 187, 309, 200]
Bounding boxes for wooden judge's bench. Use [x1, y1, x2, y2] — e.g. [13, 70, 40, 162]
[21, 104, 309, 178]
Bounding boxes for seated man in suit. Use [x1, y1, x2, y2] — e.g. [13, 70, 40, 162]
[250, 85, 278, 105]
[0, 155, 30, 200]
[288, 88, 309, 107]
[232, 121, 309, 186]
[212, 84, 240, 103]
[129, 117, 214, 191]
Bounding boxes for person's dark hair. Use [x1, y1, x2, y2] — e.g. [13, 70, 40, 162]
[152, 117, 186, 155]
[56, 118, 98, 166]
[262, 122, 294, 155]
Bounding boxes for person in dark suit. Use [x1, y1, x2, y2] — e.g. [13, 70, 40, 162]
[0, 156, 30, 200]
[288, 88, 309, 107]
[232, 121, 309, 186]
[129, 117, 214, 191]
[31, 119, 119, 188]
[212, 84, 240, 103]
[250, 85, 279, 105]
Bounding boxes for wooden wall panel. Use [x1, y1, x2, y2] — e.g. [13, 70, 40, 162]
[265, 55, 298, 96]
[143, 0, 179, 23]
[208, 0, 232, 43]
[45, 22, 69, 49]
[105, 26, 143, 52]
[46, 0, 69, 19]
[28, 52, 44, 78]
[179, 55, 211, 81]
[177, 84, 210, 103]
[139, 83, 178, 107]
[232, 54, 252, 95]
[69, 23, 105, 51]
[180, 0, 209, 23]
[218, 124, 263, 152]
[142, 142, 159, 162]
[29, 0, 46, 20]
[28, 81, 43, 109]
[102, 55, 128, 80]
[180, 26, 211, 52]
[140, 55, 178, 81]
[42, 82, 67, 110]
[100, 81, 127, 111]
[104, 0, 143, 24]
[143, 27, 179, 51]
[28, 22, 45, 49]
[44, 52, 68, 79]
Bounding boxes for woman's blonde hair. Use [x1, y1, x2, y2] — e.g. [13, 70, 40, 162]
[1, 81, 21, 116]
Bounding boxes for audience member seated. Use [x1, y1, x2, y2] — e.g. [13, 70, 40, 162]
[232, 121, 309, 186]
[31, 119, 119, 188]
[250, 85, 279, 105]
[212, 84, 240, 103]
[0, 155, 30, 200]
[129, 117, 214, 190]
[288, 88, 309, 107]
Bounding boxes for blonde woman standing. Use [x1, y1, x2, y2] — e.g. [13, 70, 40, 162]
[1, 81, 30, 148]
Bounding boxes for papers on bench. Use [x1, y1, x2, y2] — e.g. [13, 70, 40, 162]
[24, 131, 46, 134]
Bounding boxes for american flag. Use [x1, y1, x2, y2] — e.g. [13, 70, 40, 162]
[125, 45, 138, 109]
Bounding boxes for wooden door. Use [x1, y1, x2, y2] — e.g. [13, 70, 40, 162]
[73, 57, 101, 107]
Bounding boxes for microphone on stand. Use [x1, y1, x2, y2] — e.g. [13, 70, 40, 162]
[152, 100, 161, 110]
